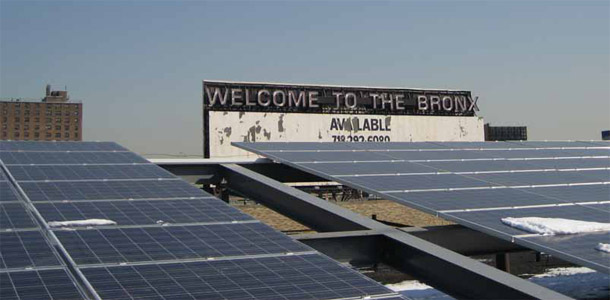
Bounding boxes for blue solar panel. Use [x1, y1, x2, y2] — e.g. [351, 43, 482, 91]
[1, 141, 403, 300]
[235, 141, 610, 273]
[0, 231, 61, 269]
[8, 164, 175, 181]
[35, 198, 252, 226]
[20, 179, 209, 202]
[468, 170, 609, 186]
[54, 223, 312, 265]
[0, 141, 127, 152]
[0, 269, 85, 300]
[0, 182, 20, 202]
[81, 254, 395, 300]
[0, 203, 37, 229]
[0, 151, 148, 165]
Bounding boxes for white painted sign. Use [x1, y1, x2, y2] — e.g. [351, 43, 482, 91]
[207, 111, 484, 158]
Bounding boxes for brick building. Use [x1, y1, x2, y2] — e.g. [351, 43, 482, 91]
[1, 85, 82, 141]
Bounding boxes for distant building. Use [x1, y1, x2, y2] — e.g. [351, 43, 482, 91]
[602, 130, 610, 141]
[1, 85, 82, 141]
[484, 123, 527, 141]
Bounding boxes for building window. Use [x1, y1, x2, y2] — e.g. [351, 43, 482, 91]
[74, 111, 79, 116]
[24, 117, 30, 122]
[24, 125, 29, 130]
[74, 133, 79, 138]
[14, 117, 20, 122]
[35, 117, 40, 122]
[55, 118, 61, 123]
[34, 132, 40, 138]
[46, 125, 52, 130]
[55, 111, 62, 116]
[15, 103, 20, 108]
[15, 132, 20, 137]
[34, 125, 39, 130]
[55, 125, 61, 130]
[46, 111, 52, 116]
[24, 132, 29, 137]
[15, 109, 20, 114]
[2, 124, 6, 130]
[46, 132, 52, 138]
[64, 119, 70, 124]
[64, 132, 69, 138]
[55, 133, 61, 138]
[24, 110, 30, 115]
[46, 118, 52, 123]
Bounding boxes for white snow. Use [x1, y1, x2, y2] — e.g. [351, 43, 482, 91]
[595, 243, 610, 253]
[48, 219, 117, 228]
[501, 217, 610, 235]
[388, 267, 609, 300]
[386, 280, 433, 291]
[386, 280, 454, 300]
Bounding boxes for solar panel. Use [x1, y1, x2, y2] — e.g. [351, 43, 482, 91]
[8, 164, 175, 181]
[35, 198, 252, 226]
[20, 179, 208, 202]
[419, 158, 610, 173]
[1, 141, 401, 300]
[0, 269, 85, 300]
[55, 223, 312, 265]
[0, 151, 148, 165]
[0, 203, 37, 229]
[81, 254, 395, 300]
[235, 141, 610, 273]
[0, 231, 62, 269]
[391, 185, 610, 211]
[0, 141, 127, 152]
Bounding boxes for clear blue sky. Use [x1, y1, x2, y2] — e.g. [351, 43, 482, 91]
[1, 0, 608, 156]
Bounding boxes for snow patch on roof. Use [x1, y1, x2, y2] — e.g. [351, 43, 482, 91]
[595, 243, 610, 253]
[48, 219, 117, 228]
[386, 280, 433, 291]
[501, 217, 610, 235]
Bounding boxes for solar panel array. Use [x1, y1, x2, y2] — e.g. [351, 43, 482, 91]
[235, 141, 610, 273]
[0, 166, 86, 299]
[0, 141, 402, 300]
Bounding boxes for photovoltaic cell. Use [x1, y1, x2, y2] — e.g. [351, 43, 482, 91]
[35, 198, 253, 226]
[420, 158, 610, 173]
[55, 223, 311, 265]
[0, 182, 20, 202]
[0, 231, 61, 269]
[8, 164, 175, 181]
[20, 179, 209, 202]
[0, 269, 85, 300]
[506, 141, 605, 148]
[81, 254, 395, 300]
[0, 151, 148, 165]
[300, 161, 440, 176]
[0, 141, 127, 152]
[343, 173, 496, 191]
[467, 170, 610, 186]
[0, 203, 37, 229]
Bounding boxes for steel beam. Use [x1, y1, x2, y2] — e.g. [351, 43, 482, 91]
[221, 163, 571, 300]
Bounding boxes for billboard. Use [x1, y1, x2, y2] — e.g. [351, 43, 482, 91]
[203, 81, 484, 158]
